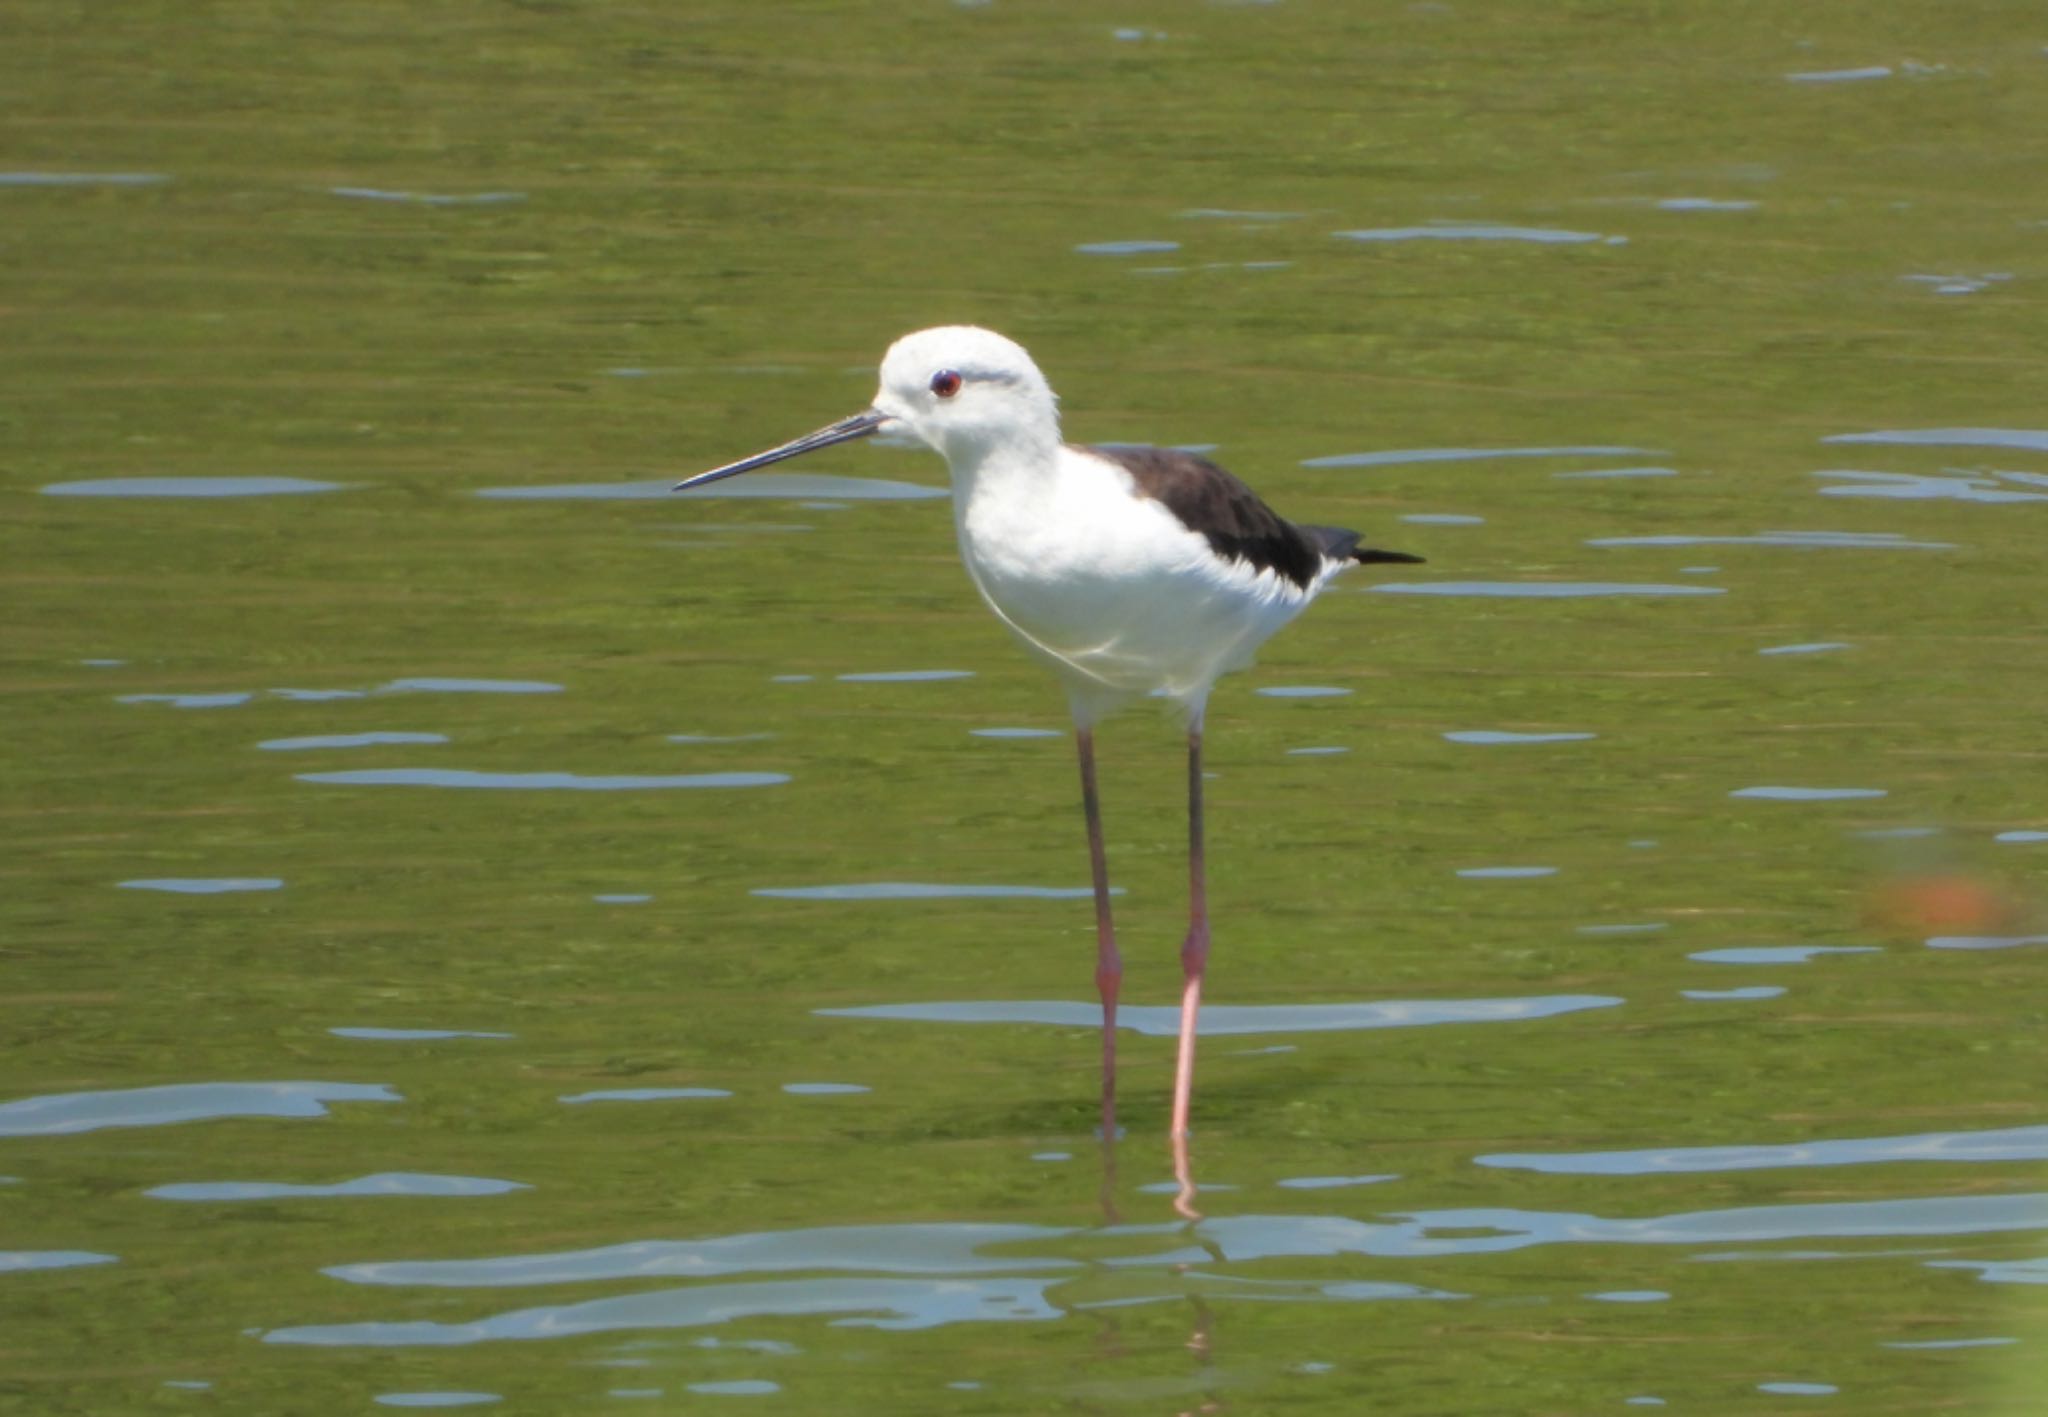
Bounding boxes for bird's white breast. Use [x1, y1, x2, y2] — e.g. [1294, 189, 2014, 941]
[948, 445, 1325, 714]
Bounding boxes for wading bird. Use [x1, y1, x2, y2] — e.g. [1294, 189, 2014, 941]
[677, 326, 1420, 1142]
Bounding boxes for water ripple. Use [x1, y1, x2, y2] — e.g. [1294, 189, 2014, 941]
[1824, 427, 2048, 453]
[0, 1081, 400, 1136]
[1334, 223, 1620, 245]
[119, 878, 282, 894]
[1731, 786, 1886, 801]
[816, 994, 1621, 1036]
[1480, 1124, 2048, 1175]
[148, 1173, 529, 1201]
[42, 476, 343, 497]
[1813, 470, 2048, 503]
[1688, 946, 1881, 965]
[756, 883, 1106, 901]
[299, 769, 788, 790]
[260, 733, 451, 751]
[1, 1250, 119, 1272]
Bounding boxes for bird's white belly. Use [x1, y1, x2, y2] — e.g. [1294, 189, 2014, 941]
[956, 480, 1313, 705]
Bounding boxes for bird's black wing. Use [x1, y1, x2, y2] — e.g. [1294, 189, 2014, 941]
[1084, 445, 1422, 586]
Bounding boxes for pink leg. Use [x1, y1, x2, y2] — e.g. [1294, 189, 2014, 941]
[1076, 726, 1122, 1140]
[1170, 712, 1210, 1141]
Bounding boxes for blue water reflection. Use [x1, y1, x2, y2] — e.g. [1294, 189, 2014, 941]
[1480, 1124, 2048, 1175]
[263, 1191, 2048, 1347]
[300, 769, 788, 790]
[0, 1081, 399, 1135]
[148, 1173, 529, 1201]
[1688, 947, 1880, 965]
[817, 994, 1619, 1036]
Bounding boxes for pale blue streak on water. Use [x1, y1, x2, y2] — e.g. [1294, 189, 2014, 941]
[782, 1083, 869, 1096]
[1823, 427, 2048, 452]
[330, 1027, 514, 1041]
[147, 1173, 530, 1201]
[371, 1393, 503, 1408]
[560, 1088, 733, 1103]
[1074, 240, 1180, 255]
[815, 995, 1620, 1036]
[1332, 224, 1618, 245]
[41, 476, 342, 497]
[0, 1081, 399, 1136]
[1786, 66, 1892, 82]
[2, 1250, 119, 1272]
[298, 768, 788, 790]
[1683, 986, 1786, 1001]
[331, 186, 523, 205]
[1657, 197, 1758, 211]
[1927, 1256, 2048, 1285]
[119, 877, 282, 893]
[260, 1192, 2048, 1347]
[260, 732, 451, 751]
[118, 692, 256, 709]
[1479, 1124, 2048, 1175]
[1730, 786, 1886, 801]
[0, 170, 169, 185]
[1688, 946, 1881, 965]
[1813, 470, 2048, 503]
[754, 883, 1107, 900]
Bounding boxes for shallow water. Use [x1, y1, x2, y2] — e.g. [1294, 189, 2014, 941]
[5, 2, 2046, 1412]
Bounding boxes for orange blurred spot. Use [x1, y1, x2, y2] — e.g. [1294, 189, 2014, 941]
[1866, 873, 2020, 935]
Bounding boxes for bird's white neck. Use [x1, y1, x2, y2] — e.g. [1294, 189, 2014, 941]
[935, 422, 1064, 510]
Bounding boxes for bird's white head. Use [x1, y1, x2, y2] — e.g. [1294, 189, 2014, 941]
[674, 325, 1060, 495]
[871, 325, 1061, 465]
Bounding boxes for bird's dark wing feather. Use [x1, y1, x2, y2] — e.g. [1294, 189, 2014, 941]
[1083, 445, 1422, 587]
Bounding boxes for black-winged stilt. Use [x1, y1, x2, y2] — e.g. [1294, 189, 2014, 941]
[677, 326, 1421, 1144]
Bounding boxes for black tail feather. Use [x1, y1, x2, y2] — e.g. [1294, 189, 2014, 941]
[1302, 524, 1426, 567]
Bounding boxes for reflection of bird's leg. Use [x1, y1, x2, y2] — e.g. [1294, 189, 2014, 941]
[1098, 1110, 1121, 1226]
[1172, 1127, 1201, 1223]
[1176, 1295, 1221, 1417]
[1074, 722, 1121, 1142]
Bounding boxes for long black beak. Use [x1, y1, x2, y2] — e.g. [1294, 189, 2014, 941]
[673, 409, 893, 492]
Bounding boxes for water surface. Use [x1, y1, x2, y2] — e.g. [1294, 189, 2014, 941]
[6, 4, 2045, 1413]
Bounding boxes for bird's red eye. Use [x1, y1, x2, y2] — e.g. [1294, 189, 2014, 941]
[930, 369, 963, 399]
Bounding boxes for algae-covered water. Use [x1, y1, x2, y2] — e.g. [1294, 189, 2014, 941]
[5, 3, 2047, 1411]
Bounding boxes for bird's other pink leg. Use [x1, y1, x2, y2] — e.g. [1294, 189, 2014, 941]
[1075, 724, 1121, 1141]
[1170, 707, 1210, 1142]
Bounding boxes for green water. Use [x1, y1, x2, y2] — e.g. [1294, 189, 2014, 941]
[6, 2, 2047, 1411]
